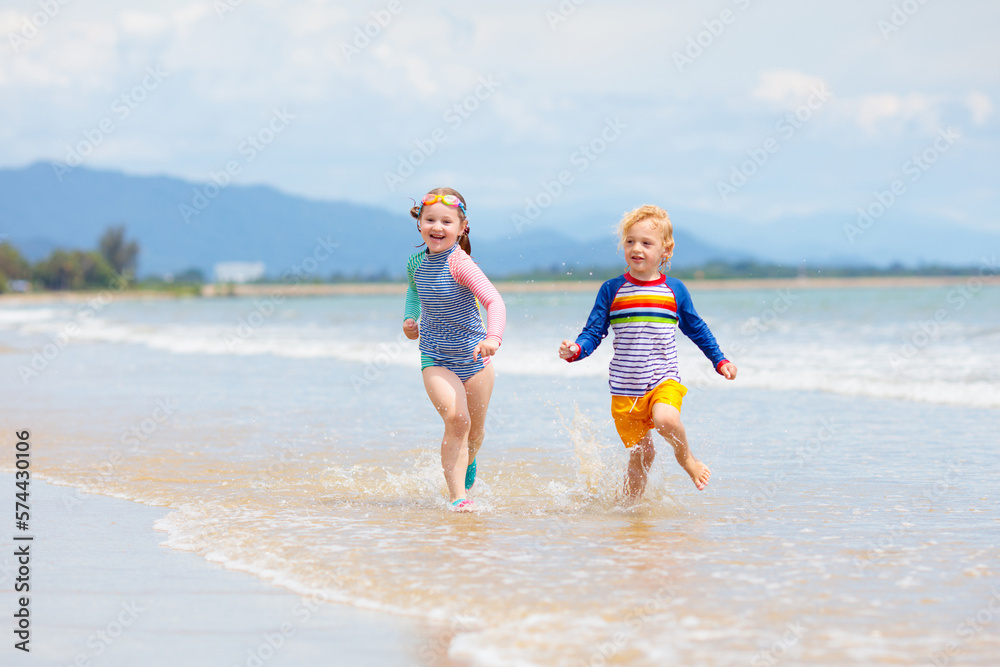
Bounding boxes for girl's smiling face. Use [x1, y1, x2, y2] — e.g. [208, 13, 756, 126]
[419, 202, 466, 253]
[623, 219, 669, 279]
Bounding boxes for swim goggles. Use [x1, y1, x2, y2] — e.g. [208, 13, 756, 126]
[420, 193, 466, 213]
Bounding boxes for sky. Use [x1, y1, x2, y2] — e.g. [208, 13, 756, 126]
[1, 0, 998, 256]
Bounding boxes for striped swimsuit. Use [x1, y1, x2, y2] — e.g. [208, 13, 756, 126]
[566, 272, 727, 396]
[404, 245, 506, 382]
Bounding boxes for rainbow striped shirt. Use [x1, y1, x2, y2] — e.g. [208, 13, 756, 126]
[568, 273, 727, 396]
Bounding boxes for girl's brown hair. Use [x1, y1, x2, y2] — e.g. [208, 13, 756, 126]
[410, 187, 471, 255]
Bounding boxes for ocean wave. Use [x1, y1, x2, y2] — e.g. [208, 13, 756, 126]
[5, 305, 999, 408]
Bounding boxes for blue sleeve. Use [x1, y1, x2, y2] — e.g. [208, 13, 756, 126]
[667, 277, 728, 369]
[570, 277, 622, 362]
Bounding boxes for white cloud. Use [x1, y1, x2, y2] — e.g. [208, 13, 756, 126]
[169, 3, 211, 31]
[845, 92, 940, 133]
[119, 12, 169, 36]
[966, 91, 993, 125]
[752, 70, 830, 108]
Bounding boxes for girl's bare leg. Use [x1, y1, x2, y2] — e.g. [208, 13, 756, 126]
[463, 363, 495, 465]
[651, 402, 711, 490]
[422, 367, 472, 502]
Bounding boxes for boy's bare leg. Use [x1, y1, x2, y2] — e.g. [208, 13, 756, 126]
[623, 432, 656, 501]
[651, 402, 711, 490]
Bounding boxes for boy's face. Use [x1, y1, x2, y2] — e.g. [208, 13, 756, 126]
[623, 219, 670, 278]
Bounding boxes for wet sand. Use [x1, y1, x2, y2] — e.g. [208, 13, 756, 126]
[0, 472, 444, 667]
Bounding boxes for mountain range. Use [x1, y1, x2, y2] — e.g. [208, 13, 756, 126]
[0, 162, 744, 279]
[2, 162, 996, 279]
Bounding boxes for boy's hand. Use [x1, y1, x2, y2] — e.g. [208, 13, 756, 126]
[403, 319, 419, 340]
[558, 339, 580, 360]
[473, 337, 500, 361]
[719, 361, 737, 380]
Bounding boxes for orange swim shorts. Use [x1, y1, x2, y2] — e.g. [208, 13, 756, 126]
[610, 380, 688, 448]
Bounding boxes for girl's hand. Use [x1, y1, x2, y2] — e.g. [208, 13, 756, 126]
[558, 339, 580, 360]
[719, 361, 737, 380]
[474, 337, 500, 361]
[403, 319, 419, 340]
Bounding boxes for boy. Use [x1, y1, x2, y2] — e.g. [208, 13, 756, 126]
[558, 205, 737, 500]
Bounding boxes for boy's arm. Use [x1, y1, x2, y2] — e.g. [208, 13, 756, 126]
[668, 277, 730, 375]
[565, 278, 619, 362]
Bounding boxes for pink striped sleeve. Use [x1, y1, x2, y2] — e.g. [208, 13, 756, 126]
[449, 249, 506, 344]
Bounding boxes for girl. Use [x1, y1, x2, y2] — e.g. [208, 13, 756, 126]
[558, 205, 737, 501]
[403, 188, 506, 512]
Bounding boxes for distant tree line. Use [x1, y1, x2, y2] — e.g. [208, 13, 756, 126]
[503, 260, 995, 282]
[0, 225, 139, 293]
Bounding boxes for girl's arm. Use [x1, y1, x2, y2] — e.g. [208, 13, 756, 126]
[666, 277, 731, 375]
[449, 250, 506, 345]
[563, 277, 620, 362]
[403, 253, 422, 338]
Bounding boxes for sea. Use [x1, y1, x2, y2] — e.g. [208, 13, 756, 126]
[1, 282, 998, 666]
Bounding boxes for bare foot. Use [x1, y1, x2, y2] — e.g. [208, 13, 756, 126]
[680, 456, 711, 490]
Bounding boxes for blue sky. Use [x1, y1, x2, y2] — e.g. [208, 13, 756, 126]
[1, 0, 998, 260]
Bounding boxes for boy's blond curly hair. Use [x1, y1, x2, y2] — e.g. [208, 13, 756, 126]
[617, 205, 674, 269]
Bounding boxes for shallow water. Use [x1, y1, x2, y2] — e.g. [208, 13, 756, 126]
[2, 285, 998, 665]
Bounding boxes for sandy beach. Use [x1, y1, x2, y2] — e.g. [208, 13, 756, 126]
[0, 472, 444, 667]
[199, 274, 1000, 297]
[1, 273, 997, 305]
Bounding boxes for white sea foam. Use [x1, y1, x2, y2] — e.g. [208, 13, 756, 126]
[5, 295, 999, 408]
[0, 307, 69, 325]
